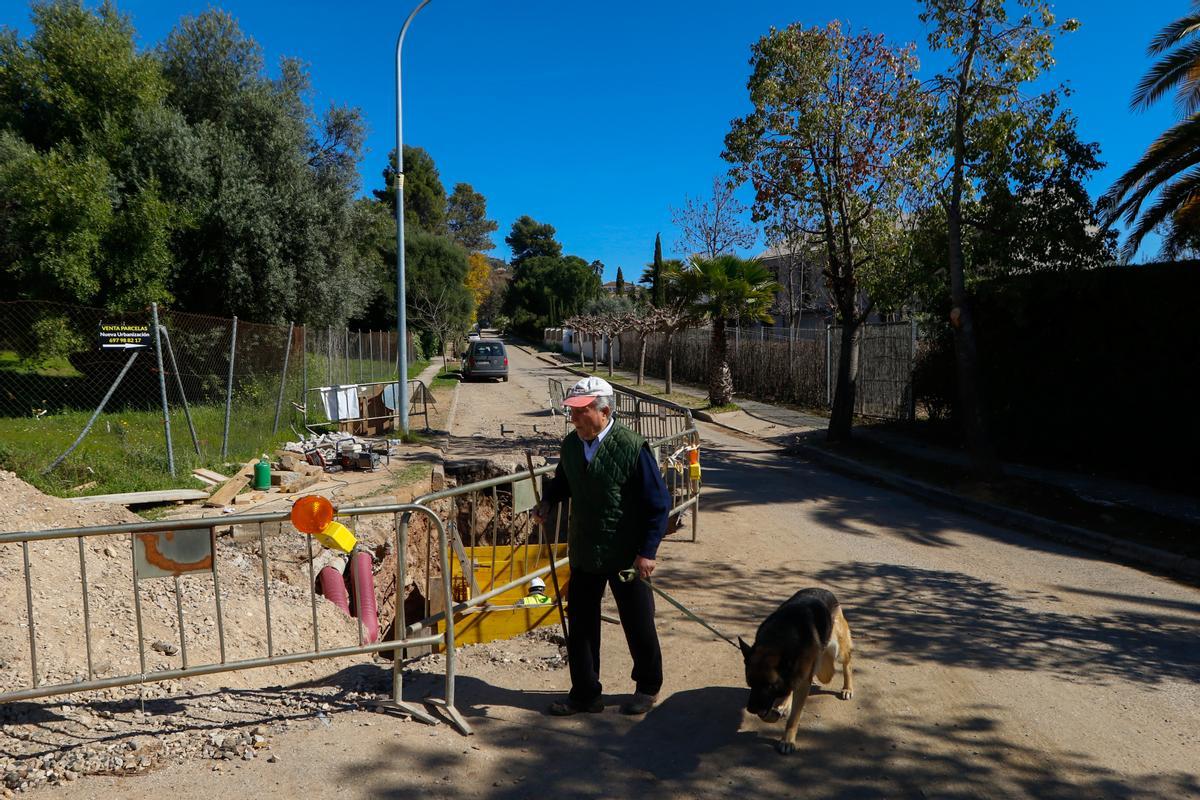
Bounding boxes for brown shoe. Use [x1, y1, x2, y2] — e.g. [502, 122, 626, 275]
[547, 698, 603, 716]
[619, 692, 658, 715]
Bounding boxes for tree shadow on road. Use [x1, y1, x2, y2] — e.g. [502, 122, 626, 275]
[693, 436, 1168, 571]
[697, 441, 981, 549]
[631, 559, 1199, 687]
[338, 672, 1199, 799]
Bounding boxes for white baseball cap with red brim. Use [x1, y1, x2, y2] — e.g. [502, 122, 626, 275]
[563, 376, 614, 408]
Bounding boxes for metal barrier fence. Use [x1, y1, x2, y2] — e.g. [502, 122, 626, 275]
[0, 502, 468, 733]
[548, 376, 696, 443]
[0, 421, 701, 731]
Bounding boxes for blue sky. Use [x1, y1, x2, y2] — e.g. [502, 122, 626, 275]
[3, 0, 1184, 278]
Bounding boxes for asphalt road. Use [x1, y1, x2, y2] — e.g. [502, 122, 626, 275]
[45, 342, 1200, 799]
[448, 343, 1200, 797]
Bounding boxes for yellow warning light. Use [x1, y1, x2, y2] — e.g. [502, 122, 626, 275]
[291, 495, 333, 533]
[290, 495, 356, 553]
[313, 521, 356, 553]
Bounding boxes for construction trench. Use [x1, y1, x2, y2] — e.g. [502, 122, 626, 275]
[0, 385, 700, 794]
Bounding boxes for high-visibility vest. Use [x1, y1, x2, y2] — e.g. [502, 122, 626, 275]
[517, 592, 552, 606]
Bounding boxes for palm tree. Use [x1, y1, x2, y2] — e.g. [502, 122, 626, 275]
[668, 255, 779, 407]
[1102, 8, 1200, 257]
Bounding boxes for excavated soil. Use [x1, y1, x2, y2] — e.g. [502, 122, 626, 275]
[0, 466, 473, 795]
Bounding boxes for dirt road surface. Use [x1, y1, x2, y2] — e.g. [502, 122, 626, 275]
[29, 344, 1200, 798]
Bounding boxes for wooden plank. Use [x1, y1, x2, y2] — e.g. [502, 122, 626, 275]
[204, 458, 259, 508]
[67, 489, 210, 506]
[192, 468, 228, 483]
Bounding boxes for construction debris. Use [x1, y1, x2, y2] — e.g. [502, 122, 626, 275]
[280, 433, 391, 474]
[204, 458, 259, 508]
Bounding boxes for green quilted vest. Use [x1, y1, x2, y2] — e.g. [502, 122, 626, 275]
[560, 420, 647, 573]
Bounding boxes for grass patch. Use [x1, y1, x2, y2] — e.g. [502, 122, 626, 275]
[0, 349, 82, 378]
[0, 354, 435, 503]
[384, 463, 430, 491]
[391, 430, 430, 445]
[431, 364, 461, 391]
[0, 400, 296, 499]
[705, 402, 740, 414]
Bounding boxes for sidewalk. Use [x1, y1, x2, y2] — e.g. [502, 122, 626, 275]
[523, 344, 1200, 578]
[412, 360, 444, 388]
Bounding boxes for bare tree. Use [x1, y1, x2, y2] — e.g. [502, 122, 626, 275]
[764, 208, 811, 330]
[653, 307, 692, 396]
[563, 315, 590, 369]
[595, 311, 637, 378]
[627, 309, 660, 386]
[409, 286, 468, 371]
[670, 176, 757, 259]
[565, 314, 605, 372]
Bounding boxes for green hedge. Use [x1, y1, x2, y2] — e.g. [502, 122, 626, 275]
[914, 262, 1200, 480]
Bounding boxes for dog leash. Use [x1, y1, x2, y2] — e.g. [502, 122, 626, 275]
[618, 569, 740, 650]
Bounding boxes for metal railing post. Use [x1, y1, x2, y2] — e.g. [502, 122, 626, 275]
[42, 350, 140, 475]
[160, 326, 200, 456]
[221, 315, 238, 460]
[152, 303, 176, 475]
[273, 322, 294, 434]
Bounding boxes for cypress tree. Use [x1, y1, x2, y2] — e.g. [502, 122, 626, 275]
[652, 233, 665, 307]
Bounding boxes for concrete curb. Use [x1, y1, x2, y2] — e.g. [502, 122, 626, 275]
[793, 443, 1200, 583]
[520, 344, 1199, 581]
[444, 373, 462, 443]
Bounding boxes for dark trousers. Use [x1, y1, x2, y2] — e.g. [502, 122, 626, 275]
[566, 569, 663, 705]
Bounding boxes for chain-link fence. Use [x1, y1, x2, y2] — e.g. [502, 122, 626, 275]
[618, 320, 916, 418]
[0, 301, 414, 494]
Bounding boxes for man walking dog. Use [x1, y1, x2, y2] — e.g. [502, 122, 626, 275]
[534, 376, 671, 716]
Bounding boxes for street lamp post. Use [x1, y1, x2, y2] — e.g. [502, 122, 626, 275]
[395, 0, 431, 435]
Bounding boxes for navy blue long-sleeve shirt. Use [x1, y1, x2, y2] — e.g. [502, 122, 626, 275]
[541, 443, 670, 561]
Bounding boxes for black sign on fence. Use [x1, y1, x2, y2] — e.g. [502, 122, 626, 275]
[98, 322, 151, 350]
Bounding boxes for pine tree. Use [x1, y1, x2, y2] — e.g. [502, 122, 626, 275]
[615, 266, 625, 296]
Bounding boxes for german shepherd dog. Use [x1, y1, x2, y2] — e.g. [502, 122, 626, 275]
[739, 588, 854, 754]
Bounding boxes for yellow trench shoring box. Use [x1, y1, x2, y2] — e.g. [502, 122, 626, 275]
[435, 543, 569, 651]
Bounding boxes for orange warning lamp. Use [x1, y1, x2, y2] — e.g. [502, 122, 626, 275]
[290, 495, 356, 553]
[687, 447, 701, 482]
